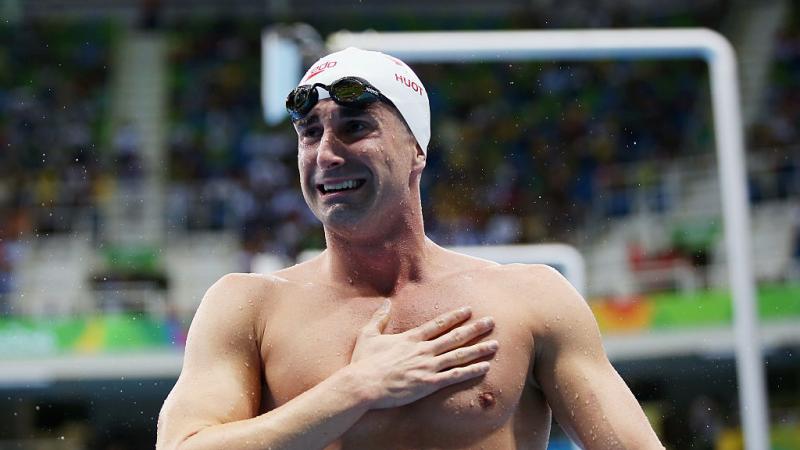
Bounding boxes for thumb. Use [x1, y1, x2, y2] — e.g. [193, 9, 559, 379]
[364, 299, 391, 335]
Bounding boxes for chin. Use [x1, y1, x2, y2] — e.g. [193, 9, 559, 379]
[319, 206, 368, 230]
[324, 210, 395, 243]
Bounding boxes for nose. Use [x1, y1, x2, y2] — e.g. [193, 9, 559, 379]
[316, 128, 346, 170]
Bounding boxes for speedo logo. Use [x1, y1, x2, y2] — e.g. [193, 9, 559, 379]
[385, 55, 406, 67]
[395, 73, 424, 96]
[304, 61, 337, 81]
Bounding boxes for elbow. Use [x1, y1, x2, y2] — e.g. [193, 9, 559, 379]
[174, 430, 204, 450]
[157, 428, 203, 450]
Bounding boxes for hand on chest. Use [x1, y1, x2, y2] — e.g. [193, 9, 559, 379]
[264, 291, 534, 423]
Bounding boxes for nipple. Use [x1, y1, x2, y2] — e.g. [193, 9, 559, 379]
[478, 392, 496, 409]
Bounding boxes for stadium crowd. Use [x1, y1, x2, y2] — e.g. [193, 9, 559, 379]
[0, 8, 798, 295]
[0, 22, 117, 312]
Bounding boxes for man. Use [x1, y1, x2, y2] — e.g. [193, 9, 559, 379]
[158, 47, 664, 449]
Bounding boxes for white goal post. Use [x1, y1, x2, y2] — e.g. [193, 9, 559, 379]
[323, 29, 769, 450]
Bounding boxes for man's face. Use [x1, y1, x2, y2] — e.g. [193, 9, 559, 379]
[293, 98, 422, 233]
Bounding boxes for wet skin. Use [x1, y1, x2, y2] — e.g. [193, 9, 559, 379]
[268, 99, 552, 447]
[294, 98, 427, 245]
[158, 98, 664, 450]
[262, 257, 552, 449]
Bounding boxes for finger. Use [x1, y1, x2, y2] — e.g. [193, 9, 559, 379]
[426, 361, 491, 388]
[428, 316, 494, 354]
[362, 299, 392, 335]
[408, 306, 472, 341]
[433, 340, 498, 371]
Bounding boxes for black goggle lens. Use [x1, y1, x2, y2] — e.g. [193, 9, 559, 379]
[331, 78, 370, 102]
[286, 85, 318, 120]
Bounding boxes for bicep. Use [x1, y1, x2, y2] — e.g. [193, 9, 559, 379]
[158, 275, 263, 448]
[539, 345, 649, 448]
[532, 268, 661, 449]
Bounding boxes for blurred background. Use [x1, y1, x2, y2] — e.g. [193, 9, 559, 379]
[0, 0, 799, 448]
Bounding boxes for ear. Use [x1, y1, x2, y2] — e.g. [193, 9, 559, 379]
[411, 144, 427, 172]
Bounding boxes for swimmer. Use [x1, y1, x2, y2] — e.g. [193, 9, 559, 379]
[157, 47, 664, 449]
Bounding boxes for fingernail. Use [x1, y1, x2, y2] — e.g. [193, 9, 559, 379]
[460, 306, 471, 314]
[381, 299, 391, 311]
[481, 317, 494, 327]
[487, 340, 499, 350]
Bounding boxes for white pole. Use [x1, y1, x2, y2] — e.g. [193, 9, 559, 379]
[328, 29, 770, 450]
[706, 33, 771, 450]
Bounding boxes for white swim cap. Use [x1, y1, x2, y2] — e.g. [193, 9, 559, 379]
[296, 47, 431, 154]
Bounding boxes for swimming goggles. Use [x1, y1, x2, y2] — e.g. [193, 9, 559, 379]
[285, 76, 394, 121]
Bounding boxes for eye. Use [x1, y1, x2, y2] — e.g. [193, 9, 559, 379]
[299, 126, 322, 141]
[344, 120, 368, 134]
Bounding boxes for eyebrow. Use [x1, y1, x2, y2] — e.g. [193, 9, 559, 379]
[294, 105, 373, 129]
[339, 106, 373, 118]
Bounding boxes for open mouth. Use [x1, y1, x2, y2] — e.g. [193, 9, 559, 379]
[317, 179, 367, 195]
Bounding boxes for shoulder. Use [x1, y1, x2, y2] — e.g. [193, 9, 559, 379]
[438, 246, 569, 288]
[491, 263, 584, 313]
[480, 263, 577, 297]
[435, 246, 501, 270]
[477, 263, 593, 336]
[486, 262, 562, 278]
[194, 272, 291, 337]
[208, 271, 288, 293]
[500, 265, 600, 356]
[438, 248, 579, 302]
[202, 272, 288, 309]
[434, 245, 586, 312]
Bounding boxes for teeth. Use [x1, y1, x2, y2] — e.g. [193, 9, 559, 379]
[323, 180, 359, 192]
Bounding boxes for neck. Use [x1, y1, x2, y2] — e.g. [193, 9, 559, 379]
[322, 201, 434, 297]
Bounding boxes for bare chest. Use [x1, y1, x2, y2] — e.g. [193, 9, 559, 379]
[261, 280, 540, 445]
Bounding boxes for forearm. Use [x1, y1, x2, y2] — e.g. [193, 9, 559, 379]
[176, 368, 372, 450]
